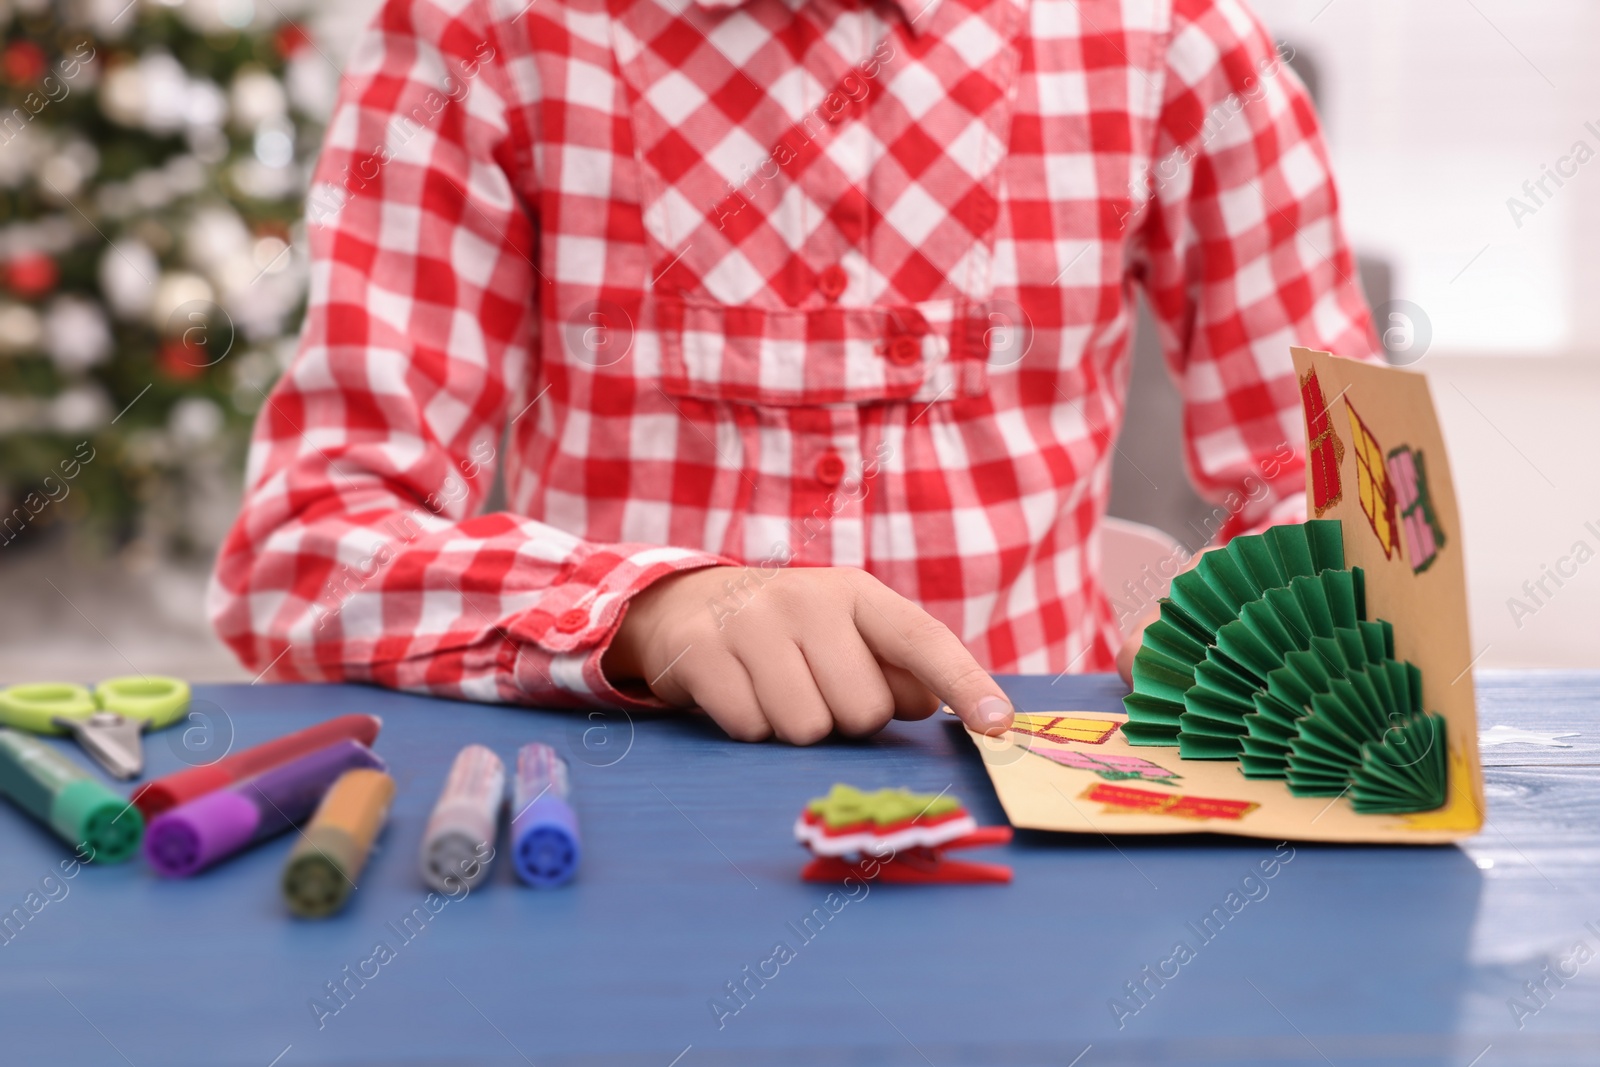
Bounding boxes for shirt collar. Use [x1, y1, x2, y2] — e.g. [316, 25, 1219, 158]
[689, 0, 945, 37]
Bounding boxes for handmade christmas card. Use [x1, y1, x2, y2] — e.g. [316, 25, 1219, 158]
[966, 348, 1485, 843]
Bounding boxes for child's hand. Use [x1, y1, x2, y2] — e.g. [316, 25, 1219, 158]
[602, 566, 1014, 744]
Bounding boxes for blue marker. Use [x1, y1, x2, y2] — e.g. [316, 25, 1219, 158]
[510, 743, 580, 886]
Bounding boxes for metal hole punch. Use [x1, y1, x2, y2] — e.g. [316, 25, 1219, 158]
[0, 677, 191, 780]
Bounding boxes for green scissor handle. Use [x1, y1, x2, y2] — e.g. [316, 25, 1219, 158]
[93, 676, 191, 730]
[0, 677, 190, 736]
[0, 683, 98, 735]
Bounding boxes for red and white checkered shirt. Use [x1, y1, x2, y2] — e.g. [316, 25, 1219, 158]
[210, 0, 1378, 706]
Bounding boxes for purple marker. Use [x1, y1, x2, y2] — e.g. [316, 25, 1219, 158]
[143, 740, 386, 878]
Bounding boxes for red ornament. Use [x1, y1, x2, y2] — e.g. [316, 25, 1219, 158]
[275, 23, 311, 58]
[159, 339, 206, 381]
[5, 253, 58, 297]
[2, 42, 47, 85]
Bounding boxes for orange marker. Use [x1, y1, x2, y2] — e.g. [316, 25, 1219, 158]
[281, 768, 395, 918]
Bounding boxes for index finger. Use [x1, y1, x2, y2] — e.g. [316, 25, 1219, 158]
[846, 576, 1013, 735]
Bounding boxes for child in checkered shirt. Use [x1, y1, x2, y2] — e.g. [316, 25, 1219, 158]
[212, 0, 1377, 741]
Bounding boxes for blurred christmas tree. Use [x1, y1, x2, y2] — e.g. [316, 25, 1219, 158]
[0, 0, 333, 555]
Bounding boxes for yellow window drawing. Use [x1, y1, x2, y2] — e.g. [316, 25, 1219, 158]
[1344, 401, 1399, 558]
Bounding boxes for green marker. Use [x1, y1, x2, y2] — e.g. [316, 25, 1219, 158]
[0, 728, 143, 863]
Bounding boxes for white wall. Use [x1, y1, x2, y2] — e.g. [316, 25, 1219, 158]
[1265, 0, 1600, 359]
[1261, 2, 1599, 667]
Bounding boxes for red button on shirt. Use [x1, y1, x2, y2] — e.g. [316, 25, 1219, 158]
[818, 265, 847, 300]
[814, 452, 846, 487]
[555, 608, 589, 633]
[886, 335, 922, 367]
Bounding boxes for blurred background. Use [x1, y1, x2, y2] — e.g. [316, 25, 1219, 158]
[0, 0, 1593, 682]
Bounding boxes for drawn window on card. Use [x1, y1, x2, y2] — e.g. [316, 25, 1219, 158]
[1344, 400, 1399, 558]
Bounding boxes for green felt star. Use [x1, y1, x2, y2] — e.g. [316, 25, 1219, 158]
[805, 784, 963, 829]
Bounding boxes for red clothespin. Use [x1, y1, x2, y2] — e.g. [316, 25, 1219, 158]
[795, 784, 1013, 885]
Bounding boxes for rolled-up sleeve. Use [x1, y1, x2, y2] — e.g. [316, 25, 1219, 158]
[1131, 0, 1381, 541]
[208, 0, 725, 707]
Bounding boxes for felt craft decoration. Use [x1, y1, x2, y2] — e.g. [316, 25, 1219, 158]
[794, 785, 1013, 884]
[963, 349, 1485, 844]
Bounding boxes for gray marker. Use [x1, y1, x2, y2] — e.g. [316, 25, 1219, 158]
[419, 744, 504, 892]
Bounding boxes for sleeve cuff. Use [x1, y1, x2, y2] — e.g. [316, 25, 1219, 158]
[505, 543, 732, 706]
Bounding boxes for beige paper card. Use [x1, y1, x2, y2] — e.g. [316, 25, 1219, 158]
[968, 350, 1484, 843]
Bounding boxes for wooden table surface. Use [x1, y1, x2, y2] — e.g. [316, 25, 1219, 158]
[0, 670, 1594, 1066]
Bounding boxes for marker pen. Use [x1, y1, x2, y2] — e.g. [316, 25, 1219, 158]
[510, 743, 580, 887]
[420, 744, 504, 893]
[0, 729, 143, 863]
[282, 768, 395, 918]
[132, 713, 382, 818]
[143, 740, 386, 878]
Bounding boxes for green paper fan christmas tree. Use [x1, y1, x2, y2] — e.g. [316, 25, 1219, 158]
[1122, 519, 1448, 815]
[1123, 520, 1346, 745]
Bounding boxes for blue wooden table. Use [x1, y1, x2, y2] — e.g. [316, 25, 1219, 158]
[0, 672, 1595, 1066]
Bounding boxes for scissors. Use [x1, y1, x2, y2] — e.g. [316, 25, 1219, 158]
[0, 677, 190, 780]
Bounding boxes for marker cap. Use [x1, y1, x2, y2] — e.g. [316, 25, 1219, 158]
[143, 790, 261, 877]
[425, 831, 487, 891]
[51, 779, 143, 864]
[510, 794, 580, 887]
